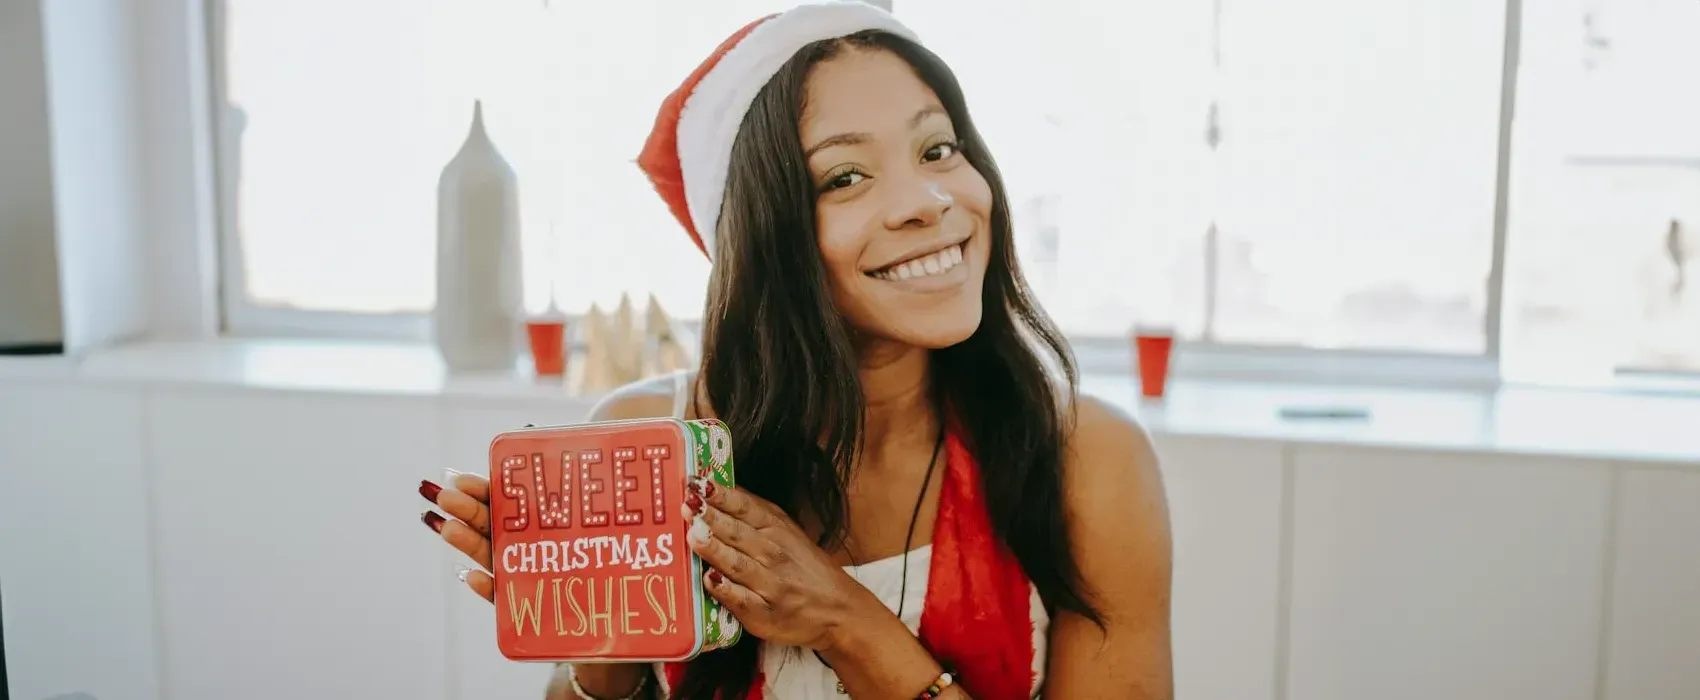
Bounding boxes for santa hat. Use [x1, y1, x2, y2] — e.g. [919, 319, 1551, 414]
[637, 1, 920, 260]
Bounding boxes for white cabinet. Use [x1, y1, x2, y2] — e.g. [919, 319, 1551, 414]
[1603, 467, 1700, 700]
[1285, 446, 1612, 700]
[5, 364, 1699, 700]
[0, 381, 160, 700]
[1155, 436, 1286, 700]
[145, 390, 449, 700]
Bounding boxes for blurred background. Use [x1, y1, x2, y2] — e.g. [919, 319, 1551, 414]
[1, 1, 1697, 700]
[207, 0, 1700, 384]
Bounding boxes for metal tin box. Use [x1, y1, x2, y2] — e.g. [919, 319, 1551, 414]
[488, 417, 741, 662]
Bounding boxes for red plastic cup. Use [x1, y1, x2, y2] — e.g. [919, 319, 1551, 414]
[1133, 330, 1175, 399]
[526, 320, 567, 377]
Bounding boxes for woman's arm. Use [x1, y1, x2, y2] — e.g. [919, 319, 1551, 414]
[1042, 396, 1175, 699]
[818, 617, 971, 698]
[818, 397, 1173, 699]
[688, 483, 972, 699]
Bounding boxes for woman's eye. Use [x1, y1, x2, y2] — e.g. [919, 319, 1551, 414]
[923, 141, 960, 163]
[824, 171, 866, 191]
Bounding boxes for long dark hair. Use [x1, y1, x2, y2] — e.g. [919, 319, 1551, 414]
[676, 30, 1097, 698]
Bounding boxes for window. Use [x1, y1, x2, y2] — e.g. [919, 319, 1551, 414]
[214, 0, 796, 328]
[210, 0, 1700, 386]
[1501, 0, 1700, 382]
[898, 0, 1506, 356]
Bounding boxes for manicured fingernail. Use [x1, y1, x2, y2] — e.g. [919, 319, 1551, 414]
[688, 515, 710, 546]
[706, 568, 724, 587]
[421, 511, 446, 534]
[702, 480, 717, 499]
[454, 564, 471, 582]
[684, 489, 704, 515]
[418, 480, 443, 504]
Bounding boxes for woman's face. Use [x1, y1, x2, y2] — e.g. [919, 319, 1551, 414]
[801, 47, 994, 351]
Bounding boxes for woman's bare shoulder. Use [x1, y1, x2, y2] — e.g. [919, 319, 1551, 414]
[584, 373, 686, 422]
[1063, 395, 1162, 495]
[1068, 395, 1154, 451]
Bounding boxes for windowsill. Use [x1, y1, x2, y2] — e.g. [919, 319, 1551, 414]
[0, 337, 595, 404]
[2, 338, 1696, 466]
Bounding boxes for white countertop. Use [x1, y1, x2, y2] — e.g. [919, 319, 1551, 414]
[0, 338, 588, 402]
[4, 339, 1697, 466]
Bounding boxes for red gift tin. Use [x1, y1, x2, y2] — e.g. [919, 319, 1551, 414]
[488, 417, 741, 662]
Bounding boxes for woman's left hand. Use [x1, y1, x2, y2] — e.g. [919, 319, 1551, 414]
[683, 478, 890, 651]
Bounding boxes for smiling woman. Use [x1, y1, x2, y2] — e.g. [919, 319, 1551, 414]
[803, 47, 993, 352]
[421, 3, 1173, 700]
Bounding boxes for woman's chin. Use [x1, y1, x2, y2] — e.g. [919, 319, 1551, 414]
[886, 308, 984, 350]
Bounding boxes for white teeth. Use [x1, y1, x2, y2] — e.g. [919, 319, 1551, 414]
[875, 243, 964, 281]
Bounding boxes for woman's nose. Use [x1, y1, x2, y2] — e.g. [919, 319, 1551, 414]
[884, 178, 954, 231]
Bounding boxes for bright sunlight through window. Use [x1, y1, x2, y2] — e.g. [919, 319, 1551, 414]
[213, 0, 1700, 381]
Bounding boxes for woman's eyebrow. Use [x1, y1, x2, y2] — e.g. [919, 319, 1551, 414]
[805, 132, 870, 159]
[804, 106, 948, 159]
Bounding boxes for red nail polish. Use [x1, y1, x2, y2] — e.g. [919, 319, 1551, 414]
[418, 480, 443, 504]
[421, 511, 446, 534]
[684, 490, 704, 515]
[707, 568, 724, 587]
[702, 480, 717, 500]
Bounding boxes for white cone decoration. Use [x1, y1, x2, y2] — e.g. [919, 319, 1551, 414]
[645, 293, 695, 376]
[610, 293, 644, 383]
[581, 304, 617, 392]
[578, 291, 699, 392]
[434, 100, 524, 373]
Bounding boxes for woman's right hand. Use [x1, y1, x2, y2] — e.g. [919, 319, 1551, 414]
[420, 471, 496, 601]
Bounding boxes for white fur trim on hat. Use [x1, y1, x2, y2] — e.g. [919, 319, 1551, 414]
[675, 1, 920, 258]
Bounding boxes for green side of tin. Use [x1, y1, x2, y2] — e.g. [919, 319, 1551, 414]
[683, 418, 742, 653]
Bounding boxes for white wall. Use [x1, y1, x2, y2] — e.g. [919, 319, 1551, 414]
[0, 0, 218, 356]
[38, 0, 152, 354]
[0, 0, 65, 349]
[2, 368, 1697, 700]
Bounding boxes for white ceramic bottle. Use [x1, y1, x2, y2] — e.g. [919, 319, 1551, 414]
[434, 100, 523, 373]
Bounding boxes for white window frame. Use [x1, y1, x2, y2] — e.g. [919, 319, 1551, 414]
[199, 0, 1587, 391]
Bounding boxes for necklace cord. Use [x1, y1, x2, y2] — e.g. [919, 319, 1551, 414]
[813, 422, 949, 685]
[897, 424, 948, 619]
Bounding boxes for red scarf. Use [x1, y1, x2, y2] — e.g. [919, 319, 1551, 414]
[662, 432, 1039, 698]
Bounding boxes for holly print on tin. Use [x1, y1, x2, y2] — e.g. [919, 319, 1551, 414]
[683, 418, 741, 651]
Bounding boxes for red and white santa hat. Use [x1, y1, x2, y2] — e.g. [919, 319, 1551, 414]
[638, 1, 920, 260]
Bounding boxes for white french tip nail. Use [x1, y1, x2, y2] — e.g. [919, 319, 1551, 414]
[688, 516, 710, 545]
[454, 564, 471, 583]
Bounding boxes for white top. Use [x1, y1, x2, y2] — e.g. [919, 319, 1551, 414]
[762, 545, 936, 697]
[658, 371, 1052, 698]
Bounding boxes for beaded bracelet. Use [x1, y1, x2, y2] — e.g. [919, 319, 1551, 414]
[915, 671, 956, 699]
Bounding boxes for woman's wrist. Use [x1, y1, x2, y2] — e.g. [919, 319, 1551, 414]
[551, 663, 648, 700]
[819, 606, 955, 698]
[818, 585, 904, 658]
